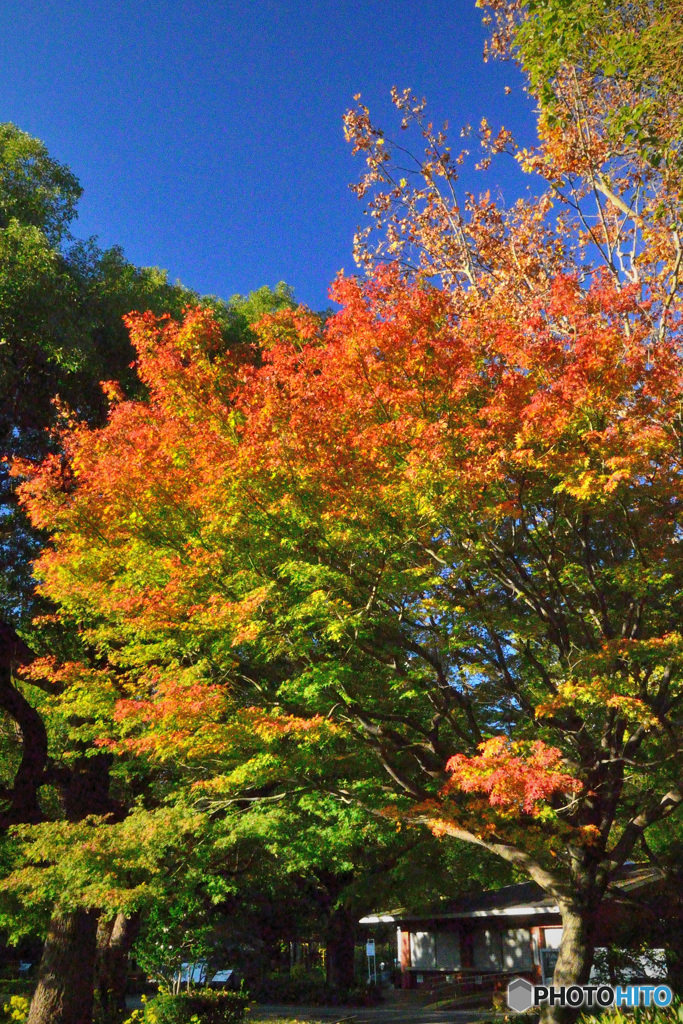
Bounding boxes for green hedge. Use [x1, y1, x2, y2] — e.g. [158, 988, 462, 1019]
[148, 989, 249, 1024]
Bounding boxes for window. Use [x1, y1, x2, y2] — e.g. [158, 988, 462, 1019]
[543, 927, 563, 949]
[436, 932, 461, 970]
[410, 931, 436, 970]
[473, 928, 503, 970]
[502, 929, 533, 971]
[541, 929, 563, 984]
[541, 949, 559, 984]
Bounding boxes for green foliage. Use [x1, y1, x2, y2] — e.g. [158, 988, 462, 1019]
[0, 983, 33, 1000]
[578, 998, 683, 1024]
[133, 893, 215, 994]
[141, 990, 249, 1024]
[0, 805, 210, 941]
[252, 970, 382, 1007]
[492, 0, 683, 162]
[228, 282, 296, 328]
[0, 123, 81, 244]
[0, 119, 299, 625]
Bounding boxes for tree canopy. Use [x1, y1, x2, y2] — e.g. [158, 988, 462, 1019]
[4, 2, 683, 1022]
[17, 265, 683, 1016]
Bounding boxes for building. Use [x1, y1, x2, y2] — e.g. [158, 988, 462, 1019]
[360, 865, 669, 991]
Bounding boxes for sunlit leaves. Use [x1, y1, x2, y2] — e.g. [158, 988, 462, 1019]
[445, 737, 582, 815]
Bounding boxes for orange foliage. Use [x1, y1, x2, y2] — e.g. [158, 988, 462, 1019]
[445, 737, 582, 815]
[14, 234, 683, 872]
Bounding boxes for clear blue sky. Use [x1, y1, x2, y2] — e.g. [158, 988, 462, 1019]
[0, 0, 537, 310]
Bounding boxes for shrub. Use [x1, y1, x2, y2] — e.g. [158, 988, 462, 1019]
[0, 983, 33, 999]
[0, 996, 30, 1024]
[145, 989, 249, 1024]
[250, 970, 382, 1007]
[579, 1001, 683, 1024]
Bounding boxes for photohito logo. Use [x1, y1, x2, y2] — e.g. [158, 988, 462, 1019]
[507, 978, 673, 1012]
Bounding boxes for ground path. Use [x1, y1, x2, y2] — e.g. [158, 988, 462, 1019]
[252, 990, 495, 1024]
[126, 988, 496, 1023]
[253, 1008, 490, 1024]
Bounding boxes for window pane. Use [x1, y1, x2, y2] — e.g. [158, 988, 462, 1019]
[472, 928, 502, 970]
[502, 928, 533, 971]
[410, 931, 436, 969]
[544, 927, 563, 949]
[436, 932, 461, 970]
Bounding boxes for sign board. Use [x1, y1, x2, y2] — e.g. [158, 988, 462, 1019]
[366, 939, 375, 957]
[541, 948, 559, 984]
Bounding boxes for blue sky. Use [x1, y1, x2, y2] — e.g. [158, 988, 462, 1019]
[0, 0, 538, 310]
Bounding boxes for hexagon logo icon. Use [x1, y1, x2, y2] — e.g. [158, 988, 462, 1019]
[508, 977, 534, 1012]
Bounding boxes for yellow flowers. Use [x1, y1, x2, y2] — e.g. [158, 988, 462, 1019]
[2, 997, 29, 1023]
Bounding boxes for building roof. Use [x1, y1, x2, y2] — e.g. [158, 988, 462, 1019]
[359, 864, 663, 926]
[360, 881, 558, 924]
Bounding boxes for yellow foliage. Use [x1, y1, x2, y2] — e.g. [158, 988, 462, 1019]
[2, 997, 29, 1023]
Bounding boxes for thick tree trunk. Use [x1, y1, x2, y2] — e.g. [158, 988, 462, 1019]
[553, 902, 596, 987]
[27, 754, 121, 1024]
[325, 904, 356, 990]
[541, 900, 598, 1024]
[27, 910, 99, 1024]
[96, 912, 141, 1018]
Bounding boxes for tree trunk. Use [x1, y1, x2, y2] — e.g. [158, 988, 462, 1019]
[96, 912, 141, 1018]
[27, 910, 99, 1024]
[325, 904, 356, 990]
[27, 752, 123, 1024]
[541, 900, 598, 1024]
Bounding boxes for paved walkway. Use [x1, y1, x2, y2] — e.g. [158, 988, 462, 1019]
[254, 1010, 490, 1024]
[252, 992, 494, 1024]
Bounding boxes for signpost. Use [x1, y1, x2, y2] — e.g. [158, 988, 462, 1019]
[366, 938, 377, 985]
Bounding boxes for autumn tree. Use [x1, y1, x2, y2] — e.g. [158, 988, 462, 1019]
[12, 4, 683, 1023]
[484, 0, 683, 158]
[0, 121, 288, 626]
[0, 121, 304, 1024]
[14, 255, 683, 1024]
[0, 122, 187, 1024]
